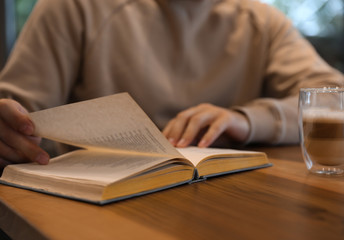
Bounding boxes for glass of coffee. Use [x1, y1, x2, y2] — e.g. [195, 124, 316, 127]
[299, 87, 344, 176]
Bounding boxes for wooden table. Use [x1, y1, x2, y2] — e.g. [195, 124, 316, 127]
[1, 145, 344, 240]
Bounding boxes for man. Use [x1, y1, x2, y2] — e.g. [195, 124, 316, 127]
[0, 0, 343, 168]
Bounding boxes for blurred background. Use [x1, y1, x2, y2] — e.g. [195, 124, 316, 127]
[261, 0, 344, 72]
[1, 0, 344, 72]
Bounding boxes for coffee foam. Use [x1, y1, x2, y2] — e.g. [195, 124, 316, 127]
[303, 108, 344, 122]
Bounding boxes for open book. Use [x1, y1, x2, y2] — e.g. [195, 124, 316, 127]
[0, 93, 271, 205]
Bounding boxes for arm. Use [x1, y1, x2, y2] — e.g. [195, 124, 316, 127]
[163, 3, 344, 147]
[239, 4, 344, 144]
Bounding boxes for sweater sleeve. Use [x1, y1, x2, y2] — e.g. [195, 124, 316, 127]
[0, 0, 84, 111]
[237, 4, 344, 145]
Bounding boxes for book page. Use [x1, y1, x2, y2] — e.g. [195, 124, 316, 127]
[30, 93, 182, 157]
[3, 149, 188, 185]
[177, 146, 264, 166]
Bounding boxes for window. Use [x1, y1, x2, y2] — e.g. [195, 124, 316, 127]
[260, 0, 344, 72]
[15, 0, 37, 35]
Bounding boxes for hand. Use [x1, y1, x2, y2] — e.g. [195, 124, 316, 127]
[0, 99, 49, 169]
[162, 103, 250, 148]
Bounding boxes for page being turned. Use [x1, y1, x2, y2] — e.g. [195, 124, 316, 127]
[30, 93, 182, 157]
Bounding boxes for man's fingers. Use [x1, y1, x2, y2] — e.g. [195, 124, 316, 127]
[0, 99, 34, 135]
[27, 135, 42, 145]
[198, 117, 228, 148]
[162, 119, 176, 145]
[163, 107, 199, 146]
[176, 113, 213, 147]
[0, 120, 49, 164]
[0, 99, 49, 166]
[163, 104, 250, 148]
[0, 158, 11, 170]
[0, 140, 26, 163]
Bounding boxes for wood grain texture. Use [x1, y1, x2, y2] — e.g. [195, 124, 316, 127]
[1, 145, 344, 240]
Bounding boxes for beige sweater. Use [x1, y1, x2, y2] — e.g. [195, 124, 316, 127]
[0, 0, 343, 146]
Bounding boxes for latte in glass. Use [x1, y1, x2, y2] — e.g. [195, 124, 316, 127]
[302, 109, 344, 166]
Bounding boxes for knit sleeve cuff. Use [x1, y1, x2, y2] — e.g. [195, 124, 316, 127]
[233, 102, 283, 145]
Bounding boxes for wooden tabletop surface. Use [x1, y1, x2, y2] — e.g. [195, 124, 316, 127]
[0, 145, 344, 240]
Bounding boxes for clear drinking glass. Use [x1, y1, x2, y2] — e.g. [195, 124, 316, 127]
[299, 87, 344, 176]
